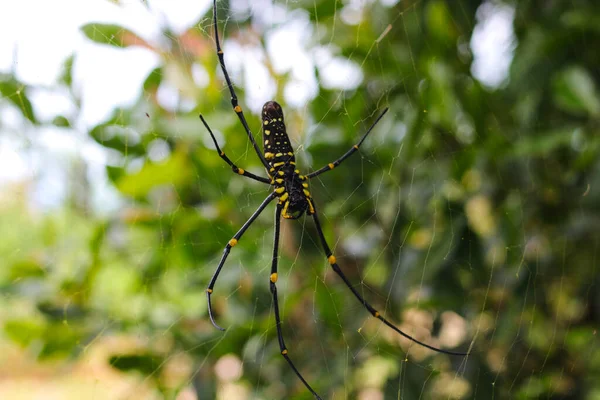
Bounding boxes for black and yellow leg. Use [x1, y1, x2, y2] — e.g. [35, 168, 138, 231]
[212, 0, 270, 169]
[207, 193, 277, 330]
[270, 204, 323, 399]
[310, 201, 468, 356]
[200, 115, 271, 184]
[307, 108, 389, 179]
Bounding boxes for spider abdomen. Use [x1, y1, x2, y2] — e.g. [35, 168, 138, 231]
[262, 101, 313, 219]
[262, 101, 294, 160]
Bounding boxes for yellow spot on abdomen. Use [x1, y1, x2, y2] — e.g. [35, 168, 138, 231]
[275, 187, 285, 194]
[229, 238, 238, 247]
[273, 162, 285, 167]
[265, 152, 274, 160]
[280, 192, 289, 202]
[264, 120, 269, 125]
[265, 130, 271, 135]
[270, 273, 278, 283]
[303, 189, 311, 197]
[328, 255, 336, 265]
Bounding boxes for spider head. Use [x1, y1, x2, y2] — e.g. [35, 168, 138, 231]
[262, 101, 284, 121]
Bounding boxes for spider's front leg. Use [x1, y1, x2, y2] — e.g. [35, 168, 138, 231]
[307, 108, 388, 179]
[270, 204, 323, 399]
[200, 115, 271, 184]
[211, 0, 270, 170]
[206, 193, 276, 330]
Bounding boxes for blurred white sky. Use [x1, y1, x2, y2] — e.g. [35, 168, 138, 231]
[0, 0, 515, 212]
[0, 0, 211, 211]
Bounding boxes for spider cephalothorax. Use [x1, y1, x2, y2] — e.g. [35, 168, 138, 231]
[199, 1, 468, 398]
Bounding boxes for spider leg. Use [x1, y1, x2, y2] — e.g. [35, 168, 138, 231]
[270, 204, 323, 399]
[207, 192, 277, 330]
[212, 0, 270, 170]
[200, 115, 271, 184]
[310, 201, 468, 357]
[307, 108, 388, 179]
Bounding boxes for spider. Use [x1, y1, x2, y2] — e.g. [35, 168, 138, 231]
[199, 1, 468, 398]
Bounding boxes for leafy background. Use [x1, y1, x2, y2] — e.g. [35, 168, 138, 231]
[1, 0, 599, 399]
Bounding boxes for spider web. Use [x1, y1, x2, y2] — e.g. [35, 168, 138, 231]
[0, 0, 599, 399]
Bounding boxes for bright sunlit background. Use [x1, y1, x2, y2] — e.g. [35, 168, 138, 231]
[0, 0, 514, 211]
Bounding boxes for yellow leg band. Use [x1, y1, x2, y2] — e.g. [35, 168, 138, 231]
[229, 238, 238, 247]
[282, 201, 290, 217]
[270, 273, 278, 283]
[234, 105, 242, 113]
[328, 255, 336, 265]
[281, 349, 288, 355]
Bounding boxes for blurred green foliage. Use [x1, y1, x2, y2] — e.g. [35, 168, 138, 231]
[1, 0, 600, 399]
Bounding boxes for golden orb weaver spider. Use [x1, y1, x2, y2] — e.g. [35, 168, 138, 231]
[199, 1, 468, 397]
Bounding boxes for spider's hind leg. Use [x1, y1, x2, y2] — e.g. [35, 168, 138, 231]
[206, 193, 276, 330]
[270, 204, 323, 399]
[310, 201, 468, 357]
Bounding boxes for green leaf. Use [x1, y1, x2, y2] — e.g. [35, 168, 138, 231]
[80, 23, 148, 48]
[425, 0, 457, 45]
[4, 318, 46, 347]
[39, 321, 81, 359]
[0, 76, 36, 123]
[60, 55, 74, 87]
[9, 259, 46, 280]
[89, 122, 146, 155]
[109, 353, 164, 376]
[552, 66, 600, 117]
[143, 67, 162, 92]
[116, 148, 193, 197]
[52, 115, 71, 127]
[510, 127, 576, 157]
